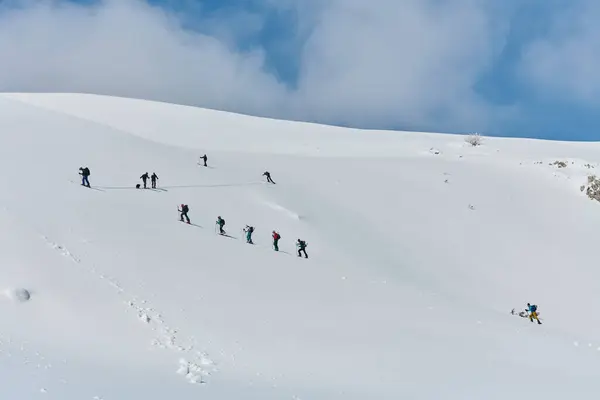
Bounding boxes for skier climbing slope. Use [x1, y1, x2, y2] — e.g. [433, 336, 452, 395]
[527, 303, 542, 325]
[199, 154, 208, 167]
[272, 230, 281, 251]
[79, 166, 91, 187]
[216, 216, 226, 235]
[244, 225, 254, 244]
[178, 204, 190, 224]
[296, 239, 308, 258]
[140, 172, 149, 188]
[263, 171, 275, 184]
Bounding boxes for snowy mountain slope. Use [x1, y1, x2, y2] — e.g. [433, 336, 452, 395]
[1, 93, 600, 399]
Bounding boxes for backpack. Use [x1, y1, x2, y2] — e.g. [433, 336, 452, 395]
[182, 205, 189, 213]
[530, 305, 537, 312]
[249, 226, 254, 233]
[221, 219, 225, 225]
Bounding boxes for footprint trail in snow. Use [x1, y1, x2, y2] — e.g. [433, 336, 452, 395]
[41, 234, 218, 386]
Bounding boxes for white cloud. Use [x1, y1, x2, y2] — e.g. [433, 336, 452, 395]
[294, 0, 505, 131]
[0, 0, 512, 133]
[0, 0, 288, 115]
[520, 1, 600, 105]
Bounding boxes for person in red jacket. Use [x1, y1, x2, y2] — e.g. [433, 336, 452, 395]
[272, 230, 281, 251]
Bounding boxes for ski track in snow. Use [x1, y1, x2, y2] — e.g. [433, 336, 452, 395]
[262, 201, 302, 221]
[41, 235, 218, 387]
[43, 236, 81, 264]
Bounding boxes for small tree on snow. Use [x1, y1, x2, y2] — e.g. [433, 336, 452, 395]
[465, 133, 482, 147]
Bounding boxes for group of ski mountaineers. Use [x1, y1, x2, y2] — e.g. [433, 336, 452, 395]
[79, 159, 546, 312]
[78, 157, 308, 258]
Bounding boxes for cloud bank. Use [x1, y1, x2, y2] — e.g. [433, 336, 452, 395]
[0, 0, 288, 116]
[520, 0, 600, 105]
[0, 0, 597, 137]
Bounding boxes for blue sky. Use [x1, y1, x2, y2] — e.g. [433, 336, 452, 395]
[1, 0, 600, 141]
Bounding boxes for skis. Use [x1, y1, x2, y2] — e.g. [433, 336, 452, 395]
[216, 230, 235, 239]
[69, 180, 103, 191]
[178, 220, 202, 228]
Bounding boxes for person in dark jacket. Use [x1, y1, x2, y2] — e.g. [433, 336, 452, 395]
[79, 167, 91, 187]
[140, 172, 149, 189]
[179, 204, 190, 224]
[296, 239, 308, 258]
[200, 154, 208, 167]
[263, 171, 275, 184]
[151, 173, 159, 189]
[216, 216, 226, 235]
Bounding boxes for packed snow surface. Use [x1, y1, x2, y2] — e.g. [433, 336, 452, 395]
[1, 93, 600, 399]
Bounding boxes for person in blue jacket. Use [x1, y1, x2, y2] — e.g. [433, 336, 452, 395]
[527, 303, 542, 325]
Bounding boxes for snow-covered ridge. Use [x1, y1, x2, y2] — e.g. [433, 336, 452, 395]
[5, 92, 600, 157]
[0, 93, 599, 399]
